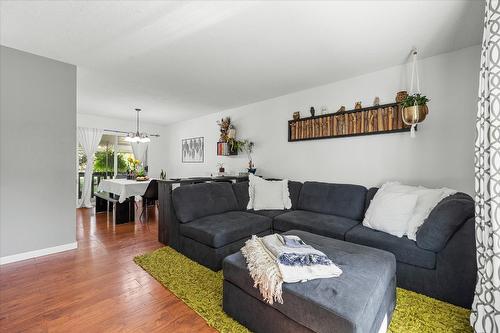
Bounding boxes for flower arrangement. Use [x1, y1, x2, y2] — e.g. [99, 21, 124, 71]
[127, 157, 141, 173]
[216, 117, 232, 143]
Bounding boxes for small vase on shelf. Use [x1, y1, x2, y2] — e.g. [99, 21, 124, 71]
[248, 161, 256, 174]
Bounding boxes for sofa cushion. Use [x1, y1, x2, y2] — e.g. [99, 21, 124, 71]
[173, 182, 239, 223]
[179, 211, 271, 248]
[232, 181, 250, 211]
[232, 180, 303, 211]
[345, 225, 436, 269]
[365, 187, 379, 213]
[416, 198, 474, 252]
[297, 182, 367, 220]
[273, 210, 360, 240]
[249, 209, 289, 219]
[288, 181, 303, 209]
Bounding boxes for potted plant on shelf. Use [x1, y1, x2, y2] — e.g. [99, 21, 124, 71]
[235, 140, 255, 174]
[400, 93, 429, 125]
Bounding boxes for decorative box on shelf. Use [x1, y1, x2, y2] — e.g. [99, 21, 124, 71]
[288, 103, 413, 142]
[217, 142, 238, 156]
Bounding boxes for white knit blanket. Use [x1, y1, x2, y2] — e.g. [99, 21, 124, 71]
[241, 234, 342, 305]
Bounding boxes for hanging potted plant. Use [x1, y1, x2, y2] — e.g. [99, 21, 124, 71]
[401, 93, 429, 125]
[399, 49, 430, 138]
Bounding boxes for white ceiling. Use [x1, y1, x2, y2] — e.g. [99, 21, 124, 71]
[0, 1, 483, 125]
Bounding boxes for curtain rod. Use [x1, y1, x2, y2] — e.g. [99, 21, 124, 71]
[103, 129, 160, 137]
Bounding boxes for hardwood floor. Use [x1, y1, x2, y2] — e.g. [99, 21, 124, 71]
[0, 206, 216, 332]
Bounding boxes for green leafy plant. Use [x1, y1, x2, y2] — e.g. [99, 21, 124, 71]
[228, 139, 253, 153]
[400, 94, 430, 108]
[228, 139, 244, 152]
[136, 167, 146, 177]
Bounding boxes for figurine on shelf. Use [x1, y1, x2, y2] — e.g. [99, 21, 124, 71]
[396, 91, 408, 103]
[310, 107, 316, 117]
[337, 106, 346, 113]
[355, 102, 362, 109]
[160, 169, 167, 180]
[320, 106, 328, 115]
[293, 111, 300, 120]
[373, 96, 380, 106]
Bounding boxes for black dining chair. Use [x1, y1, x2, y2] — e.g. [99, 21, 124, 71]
[140, 180, 158, 224]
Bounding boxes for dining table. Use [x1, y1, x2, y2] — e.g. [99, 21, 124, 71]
[97, 178, 152, 203]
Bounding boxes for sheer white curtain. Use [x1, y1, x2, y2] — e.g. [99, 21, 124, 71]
[78, 127, 103, 208]
[471, 0, 500, 332]
[131, 142, 148, 169]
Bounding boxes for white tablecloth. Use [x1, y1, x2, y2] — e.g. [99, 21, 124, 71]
[97, 179, 151, 203]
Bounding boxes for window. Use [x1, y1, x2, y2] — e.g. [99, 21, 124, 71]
[77, 134, 139, 199]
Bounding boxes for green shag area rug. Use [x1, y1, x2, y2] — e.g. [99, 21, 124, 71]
[134, 247, 472, 333]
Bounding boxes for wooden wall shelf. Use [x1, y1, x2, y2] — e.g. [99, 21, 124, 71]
[288, 102, 413, 142]
[217, 142, 238, 156]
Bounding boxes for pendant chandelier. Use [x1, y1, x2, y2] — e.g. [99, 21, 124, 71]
[124, 108, 151, 143]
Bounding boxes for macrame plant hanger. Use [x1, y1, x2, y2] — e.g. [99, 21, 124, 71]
[403, 48, 420, 138]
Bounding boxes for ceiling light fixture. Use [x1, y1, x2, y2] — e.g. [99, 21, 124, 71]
[124, 108, 151, 143]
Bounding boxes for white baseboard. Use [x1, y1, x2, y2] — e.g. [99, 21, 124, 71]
[0, 242, 78, 265]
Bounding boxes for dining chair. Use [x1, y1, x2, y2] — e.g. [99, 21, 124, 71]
[140, 180, 158, 224]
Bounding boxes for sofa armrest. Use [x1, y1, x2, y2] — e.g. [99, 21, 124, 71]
[167, 194, 182, 250]
[435, 217, 477, 308]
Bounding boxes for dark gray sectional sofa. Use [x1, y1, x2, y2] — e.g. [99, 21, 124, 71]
[166, 180, 476, 308]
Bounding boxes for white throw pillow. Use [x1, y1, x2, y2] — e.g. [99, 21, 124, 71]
[364, 182, 456, 239]
[363, 185, 418, 237]
[247, 174, 292, 210]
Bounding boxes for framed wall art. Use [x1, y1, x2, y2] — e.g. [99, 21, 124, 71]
[182, 137, 204, 163]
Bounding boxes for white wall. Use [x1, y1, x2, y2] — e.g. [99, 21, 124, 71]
[77, 113, 168, 178]
[163, 46, 480, 194]
[0, 46, 77, 259]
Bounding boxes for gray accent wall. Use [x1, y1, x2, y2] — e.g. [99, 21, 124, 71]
[0, 46, 76, 258]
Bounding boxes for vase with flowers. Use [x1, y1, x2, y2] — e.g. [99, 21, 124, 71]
[127, 157, 141, 179]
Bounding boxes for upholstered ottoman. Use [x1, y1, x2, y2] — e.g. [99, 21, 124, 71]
[223, 230, 396, 333]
